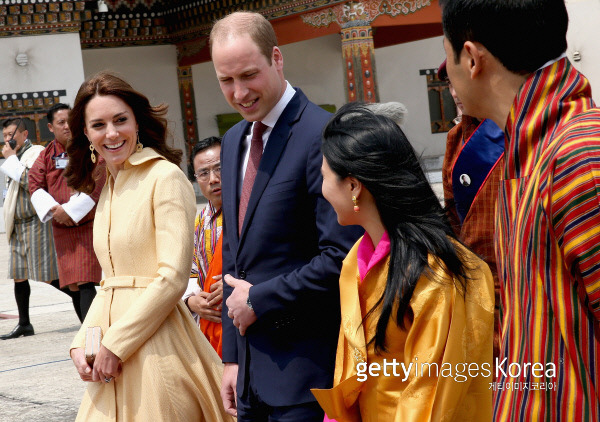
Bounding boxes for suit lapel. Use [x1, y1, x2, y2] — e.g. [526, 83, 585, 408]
[238, 90, 309, 244]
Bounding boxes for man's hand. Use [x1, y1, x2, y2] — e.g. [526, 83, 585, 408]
[51, 205, 76, 226]
[188, 291, 222, 323]
[224, 274, 256, 336]
[2, 142, 16, 158]
[221, 363, 238, 417]
[206, 275, 223, 308]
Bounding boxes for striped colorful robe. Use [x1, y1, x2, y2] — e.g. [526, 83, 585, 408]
[494, 57, 600, 421]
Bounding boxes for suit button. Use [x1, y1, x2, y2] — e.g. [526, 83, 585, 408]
[239, 270, 247, 279]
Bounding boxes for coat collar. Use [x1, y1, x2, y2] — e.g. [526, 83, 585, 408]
[505, 57, 593, 179]
[123, 147, 165, 169]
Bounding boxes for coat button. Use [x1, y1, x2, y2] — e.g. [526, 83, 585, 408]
[459, 173, 471, 187]
[239, 270, 247, 279]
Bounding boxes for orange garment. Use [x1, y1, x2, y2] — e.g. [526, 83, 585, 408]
[201, 234, 223, 358]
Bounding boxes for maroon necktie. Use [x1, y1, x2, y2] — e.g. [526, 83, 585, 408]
[238, 121, 267, 235]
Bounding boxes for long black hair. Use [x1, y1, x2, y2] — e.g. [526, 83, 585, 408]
[322, 103, 470, 353]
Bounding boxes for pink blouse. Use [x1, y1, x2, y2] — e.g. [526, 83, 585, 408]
[357, 230, 391, 282]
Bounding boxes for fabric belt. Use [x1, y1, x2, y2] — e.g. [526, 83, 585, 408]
[100, 276, 155, 290]
[101, 276, 155, 329]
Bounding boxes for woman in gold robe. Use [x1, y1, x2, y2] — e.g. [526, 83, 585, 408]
[313, 103, 495, 421]
[65, 72, 233, 421]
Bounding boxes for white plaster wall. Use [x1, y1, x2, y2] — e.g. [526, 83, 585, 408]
[566, 0, 600, 103]
[375, 35, 447, 159]
[81, 45, 185, 157]
[191, 34, 346, 140]
[280, 34, 346, 109]
[191, 60, 231, 140]
[0, 32, 84, 107]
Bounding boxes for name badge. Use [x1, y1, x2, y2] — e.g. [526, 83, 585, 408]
[55, 158, 69, 169]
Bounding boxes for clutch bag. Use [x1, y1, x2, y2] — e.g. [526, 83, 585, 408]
[85, 326, 102, 366]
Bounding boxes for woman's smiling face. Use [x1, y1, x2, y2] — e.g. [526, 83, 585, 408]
[84, 94, 138, 176]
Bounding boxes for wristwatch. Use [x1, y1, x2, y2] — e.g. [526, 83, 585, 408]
[246, 295, 253, 311]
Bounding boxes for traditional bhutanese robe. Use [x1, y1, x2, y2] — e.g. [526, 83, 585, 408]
[28, 139, 105, 287]
[494, 57, 600, 421]
[313, 232, 494, 422]
[190, 202, 223, 289]
[1, 140, 58, 282]
[183, 201, 223, 356]
[443, 115, 505, 361]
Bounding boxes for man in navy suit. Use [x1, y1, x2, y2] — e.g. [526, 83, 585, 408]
[210, 11, 362, 421]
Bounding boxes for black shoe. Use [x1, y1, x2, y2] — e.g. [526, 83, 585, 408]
[0, 323, 34, 340]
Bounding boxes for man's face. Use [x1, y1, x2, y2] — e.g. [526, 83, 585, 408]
[48, 109, 71, 146]
[448, 82, 464, 116]
[443, 37, 472, 116]
[212, 34, 285, 122]
[193, 145, 222, 209]
[2, 124, 28, 150]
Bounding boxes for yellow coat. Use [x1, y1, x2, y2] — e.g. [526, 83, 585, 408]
[71, 148, 233, 422]
[313, 238, 494, 421]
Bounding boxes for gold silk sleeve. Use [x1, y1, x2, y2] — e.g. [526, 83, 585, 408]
[392, 255, 494, 421]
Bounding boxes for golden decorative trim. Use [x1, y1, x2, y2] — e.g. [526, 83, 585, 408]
[302, 0, 431, 28]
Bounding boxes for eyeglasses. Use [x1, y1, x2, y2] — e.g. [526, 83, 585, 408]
[194, 165, 221, 182]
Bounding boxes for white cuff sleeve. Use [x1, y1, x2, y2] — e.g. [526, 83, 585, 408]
[0, 155, 25, 183]
[62, 193, 96, 223]
[183, 278, 201, 302]
[183, 278, 201, 323]
[30, 189, 59, 223]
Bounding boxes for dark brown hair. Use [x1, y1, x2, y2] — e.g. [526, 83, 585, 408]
[65, 72, 182, 193]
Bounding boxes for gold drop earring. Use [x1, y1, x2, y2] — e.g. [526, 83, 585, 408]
[89, 144, 96, 164]
[352, 195, 360, 212]
[136, 131, 143, 153]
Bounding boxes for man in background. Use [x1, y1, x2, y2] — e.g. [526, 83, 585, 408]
[182, 136, 224, 357]
[29, 103, 104, 322]
[0, 118, 59, 339]
[438, 60, 504, 360]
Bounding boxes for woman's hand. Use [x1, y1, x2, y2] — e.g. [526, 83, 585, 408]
[70, 347, 94, 382]
[91, 344, 122, 383]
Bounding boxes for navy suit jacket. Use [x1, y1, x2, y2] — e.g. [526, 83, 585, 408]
[221, 89, 362, 406]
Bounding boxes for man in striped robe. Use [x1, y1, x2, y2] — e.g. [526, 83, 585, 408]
[0, 118, 59, 339]
[441, 0, 600, 420]
[29, 104, 104, 322]
[182, 136, 224, 357]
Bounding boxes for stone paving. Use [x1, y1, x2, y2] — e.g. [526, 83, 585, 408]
[0, 234, 84, 422]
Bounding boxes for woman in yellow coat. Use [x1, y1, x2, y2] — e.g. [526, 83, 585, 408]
[65, 72, 233, 421]
[312, 104, 495, 421]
